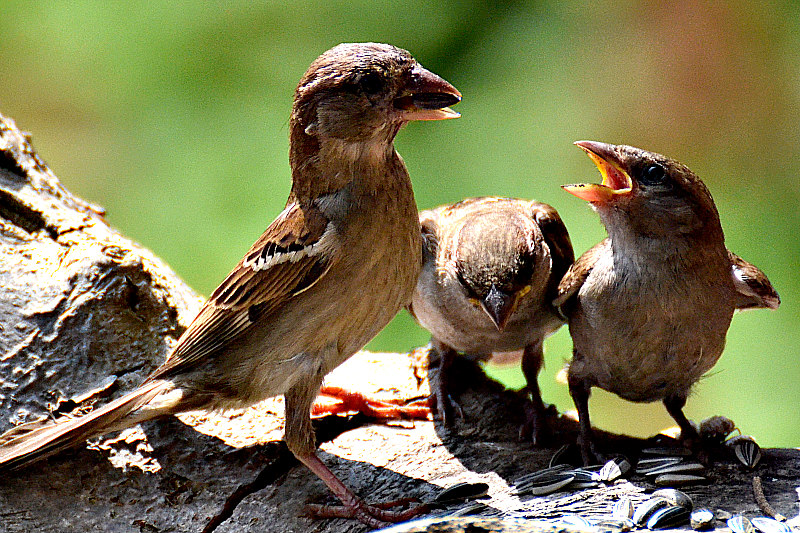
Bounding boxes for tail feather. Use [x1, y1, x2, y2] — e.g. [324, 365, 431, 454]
[0, 380, 172, 471]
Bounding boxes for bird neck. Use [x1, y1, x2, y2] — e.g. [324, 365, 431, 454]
[288, 120, 405, 202]
[606, 217, 727, 270]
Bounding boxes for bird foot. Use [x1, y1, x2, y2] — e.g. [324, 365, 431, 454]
[312, 385, 431, 421]
[429, 387, 464, 428]
[518, 401, 556, 445]
[305, 498, 429, 528]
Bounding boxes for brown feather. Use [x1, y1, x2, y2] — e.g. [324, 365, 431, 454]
[150, 202, 336, 380]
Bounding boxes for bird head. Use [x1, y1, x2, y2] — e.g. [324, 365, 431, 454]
[563, 141, 722, 239]
[454, 207, 538, 332]
[292, 43, 461, 145]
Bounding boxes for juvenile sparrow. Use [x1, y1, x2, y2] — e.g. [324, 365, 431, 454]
[0, 43, 461, 527]
[409, 197, 573, 443]
[555, 141, 780, 465]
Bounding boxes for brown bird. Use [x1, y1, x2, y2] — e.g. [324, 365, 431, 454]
[555, 141, 780, 465]
[409, 197, 573, 443]
[0, 43, 461, 527]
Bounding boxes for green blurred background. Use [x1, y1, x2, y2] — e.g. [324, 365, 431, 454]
[1, 1, 797, 446]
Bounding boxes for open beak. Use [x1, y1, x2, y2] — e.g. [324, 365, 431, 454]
[481, 284, 516, 332]
[395, 64, 461, 121]
[563, 140, 632, 203]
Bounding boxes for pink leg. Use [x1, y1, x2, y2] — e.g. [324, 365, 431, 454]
[298, 452, 429, 527]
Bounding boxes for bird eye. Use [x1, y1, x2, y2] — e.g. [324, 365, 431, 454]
[359, 71, 384, 95]
[640, 163, 666, 185]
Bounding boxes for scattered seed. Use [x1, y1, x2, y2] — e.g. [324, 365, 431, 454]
[612, 496, 634, 519]
[654, 474, 707, 487]
[651, 488, 693, 510]
[647, 505, 691, 529]
[633, 497, 669, 526]
[727, 435, 762, 469]
[641, 446, 692, 457]
[513, 472, 575, 496]
[635, 457, 685, 475]
[643, 462, 705, 478]
[690, 509, 715, 530]
[752, 517, 792, 533]
[433, 482, 489, 504]
[728, 515, 757, 533]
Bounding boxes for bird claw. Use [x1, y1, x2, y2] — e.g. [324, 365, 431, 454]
[430, 389, 464, 428]
[518, 401, 554, 446]
[305, 499, 428, 528]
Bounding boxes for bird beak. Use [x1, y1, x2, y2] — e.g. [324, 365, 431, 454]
[394, 65, 461, 121]
[563, 140, 633, 203]
[481, 284, 515, 332]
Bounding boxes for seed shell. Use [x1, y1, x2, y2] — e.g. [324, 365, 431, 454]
[612, 496, 634, 519]
[635, 457, 683, 474]
[651, 488, 693, 510]
[727, 435, 762, 469]
[633, 497, 669, 526]
[728, 515, 757, 533]
[690, 509, 715, 530]
[514, 472, 575, 496]
[647, 505, 691, 529]
[643, 461, 705, 477]
[433, 482, 489, 504]
[752, 517, 792, 533]
[594, 518, 635, 532]
[654, 474, 707, 487]
[641, 446, 693, 457]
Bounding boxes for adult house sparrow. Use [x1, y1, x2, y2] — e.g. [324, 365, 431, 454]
[555, 141, 780, 465]
[0, 43, 461, 527]
[409, 197, 574, 443]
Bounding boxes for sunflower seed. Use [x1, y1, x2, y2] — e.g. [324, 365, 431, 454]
[513, 464, 572, 485]
[433, 482, 489, 504]
[514, 472, 575, 496]
[598, 457, 631, 482]
[727, 435, 762, 469]
[633, 497, 669, 526]
[690, 509, 715, 530]
[446, 501, 491, 517]
[566, 468, 601, 489]
[652, 488, 693, 510]
[641, 446, 693, 457]
[654, 474, 707, 487]
[728, 515, 757, 533]
[752, 517, 792, 533]
[552, 513, 594, 528]
[612, 496, 634, 519]
[647, 505, 691, 529]
[594, 518, 635, 532]
[643, 461, 705, 477]
[635, 457, 683, 474]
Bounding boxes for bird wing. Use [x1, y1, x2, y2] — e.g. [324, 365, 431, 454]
[552, 238, 609, 315]
[407, 208, 439, 320]
[149, 202, 338, 380]
[728, 250, 780, 310]
[531, 201, 575, 297]
[418, 208, 440, 260]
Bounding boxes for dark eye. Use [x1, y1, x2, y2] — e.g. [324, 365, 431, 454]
[359, 71, 384, 95]
[640, 163, 666, 185]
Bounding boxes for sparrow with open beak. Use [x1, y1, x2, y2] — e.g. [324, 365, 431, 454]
[0, 43, 461, 527]
[409, 197, 573, 443]
[555, 141, 780, 465]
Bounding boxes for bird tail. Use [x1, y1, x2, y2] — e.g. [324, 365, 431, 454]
[0, 379, 175, 472]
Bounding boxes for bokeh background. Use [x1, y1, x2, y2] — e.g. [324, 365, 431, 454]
[1, 1, 797, 446]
